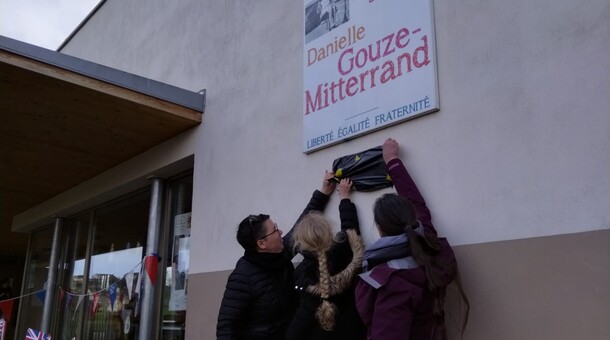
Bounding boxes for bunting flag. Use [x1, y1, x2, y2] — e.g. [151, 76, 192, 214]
[134, 268, 142, 299]
[134, 266, 143, 317]
[75, 296, 84, 312]
[125, 271, 134, 300]
[72, 296, 84, 321]
[65, 293, 73, 310]
[0, 300, 13, 323]
[0, 258, 147, 334]
[122, 310, 132, 334]
[24, 328, 51, 340]
[109, 285, 116, 311]
[35, 281, 49, 305]
[35, 290, 46, 304]
[119, 290, 125, 307]
[144, 254, 159, 286]
[89, 292, 100, 319]
[0, 317, 5, 340]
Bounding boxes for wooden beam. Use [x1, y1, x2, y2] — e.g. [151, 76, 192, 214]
[0, 50, 202, 123]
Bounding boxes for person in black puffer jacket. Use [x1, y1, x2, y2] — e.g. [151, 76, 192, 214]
[285, 178, 366, 340]
[217, 171, 336, 340]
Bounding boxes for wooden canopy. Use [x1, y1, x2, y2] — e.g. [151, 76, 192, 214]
[0, 36, 204, 258]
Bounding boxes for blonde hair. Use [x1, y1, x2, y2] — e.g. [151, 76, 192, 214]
[293, 212, 334, 254]
[293, 212, 365, 331]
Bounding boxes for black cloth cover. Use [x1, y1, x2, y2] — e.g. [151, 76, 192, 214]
[332, 146, 393, 192]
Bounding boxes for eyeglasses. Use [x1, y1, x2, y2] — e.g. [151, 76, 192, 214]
[248, 215, 279, 241]
[258, 224, 279, 240]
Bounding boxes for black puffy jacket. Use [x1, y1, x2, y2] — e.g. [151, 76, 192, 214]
[217, 190, 330, 340]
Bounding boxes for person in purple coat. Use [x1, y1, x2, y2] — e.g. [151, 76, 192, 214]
[355, 138, 469, 340]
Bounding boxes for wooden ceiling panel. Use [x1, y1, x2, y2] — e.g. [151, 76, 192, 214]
[0, 47, 203, 258]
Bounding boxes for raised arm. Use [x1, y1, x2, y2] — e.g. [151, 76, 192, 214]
[338, 178, 360, 234]
[283, 171, 335, 258]
[383, 138, 435, 235]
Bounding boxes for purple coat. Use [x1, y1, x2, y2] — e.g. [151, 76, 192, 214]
[355, 159, 457, 340]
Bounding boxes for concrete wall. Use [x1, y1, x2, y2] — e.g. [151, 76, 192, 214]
[190, 229, 610, 340]
[56, 0, 609, 338]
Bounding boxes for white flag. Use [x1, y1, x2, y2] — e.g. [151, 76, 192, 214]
[72, 296, 85, 320]
[125, 270, 134, 300]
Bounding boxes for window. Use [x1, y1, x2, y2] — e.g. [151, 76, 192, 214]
[17, 171, 194, 340]
[161, 174, 193, 340]
[15, 225, 54, 339]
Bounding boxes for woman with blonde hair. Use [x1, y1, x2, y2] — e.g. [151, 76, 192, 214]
[286, 178, 366, 340]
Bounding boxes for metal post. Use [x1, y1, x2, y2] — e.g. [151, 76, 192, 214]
[76, 212, 95, 340]
[14, 232, 33, 340]
[139, 177, 165, 340]
[41, 217, 64, 334]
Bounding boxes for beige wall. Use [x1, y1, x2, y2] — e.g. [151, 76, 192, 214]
[186, 229, 610, 340]
[59, 0, 610, 268]
[52, 0, 609, 338]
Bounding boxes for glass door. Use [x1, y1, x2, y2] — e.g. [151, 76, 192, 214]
[54, 213, 91, 340]
[18, 170, 194, 340]
[14, 225, 54, 339]
[81, 190, 150, 340]
[161, 174, 192, 340]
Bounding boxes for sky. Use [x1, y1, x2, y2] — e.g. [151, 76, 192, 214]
[0, 0, 100, 50]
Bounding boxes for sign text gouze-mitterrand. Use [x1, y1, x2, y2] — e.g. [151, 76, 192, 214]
[303, 0, 439, 152]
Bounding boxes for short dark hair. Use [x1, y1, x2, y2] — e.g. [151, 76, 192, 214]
[373, 193, 416, 236]
[236, 214, 270, 251]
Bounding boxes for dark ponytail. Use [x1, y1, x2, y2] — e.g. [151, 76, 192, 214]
[404, 224, 469, 340]
[374, 193, 469, 339]
[405, 227, 447, 340]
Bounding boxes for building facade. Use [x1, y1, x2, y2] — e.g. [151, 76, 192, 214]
[6, 0, 609, 339]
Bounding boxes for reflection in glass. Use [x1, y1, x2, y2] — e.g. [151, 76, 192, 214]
[55, 214, 89, 340]
[18, 173, 193, 339]
[15, 225, 54, 339]
[162, 175, 192, 340]
[82, 191, 149, 340]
